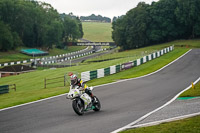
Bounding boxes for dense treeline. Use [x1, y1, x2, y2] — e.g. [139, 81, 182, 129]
[112, 0, 200, 50]
[80, 14, 111, 23]
[0, 0, 83, 51]
[112, 16, 124, 22]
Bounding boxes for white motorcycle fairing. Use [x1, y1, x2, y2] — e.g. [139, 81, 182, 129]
[80, 93, 92, 109]
[67, 88, 80, 99]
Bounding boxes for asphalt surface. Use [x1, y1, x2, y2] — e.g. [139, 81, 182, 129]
[136, 97, 200, 125]
[59, 48, 115, 64]
[0, 49, 200, 133]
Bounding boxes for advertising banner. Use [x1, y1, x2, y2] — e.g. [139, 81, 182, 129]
[67, 42, 116, 46]
[122, 62, 133, 70]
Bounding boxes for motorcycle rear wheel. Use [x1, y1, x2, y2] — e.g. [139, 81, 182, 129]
[72, 99, 84, 115]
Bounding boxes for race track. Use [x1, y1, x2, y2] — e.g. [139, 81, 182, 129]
[0, 49, 199, 133]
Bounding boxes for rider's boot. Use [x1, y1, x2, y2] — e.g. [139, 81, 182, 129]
[85, 89, 97, 104]
[91, 93, 97, 104]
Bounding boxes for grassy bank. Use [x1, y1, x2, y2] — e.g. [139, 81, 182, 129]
[167, 39, 200, 48]
[0, 46, 86, 64]
[121, 115, 200, 133]
[87, 48, 188, 86]
[179, 81, 200, 97]
[1, 21, 199, 109]
[0, 44, 188, 109]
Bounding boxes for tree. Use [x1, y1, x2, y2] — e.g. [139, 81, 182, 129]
[112, 16, 127, 49]
[126, 2, 151, 48]
[0, 0, 84, 51]
[0, 21, 13, 51]
[63, 16, 81, 43]
[147, 0, 179, 44]
[112, 0, 200, 50]
[175, 0, 200, 38]
[45, 20, 63, 48]
[112, 2, 151, 50]
[80, 14, 111, 22]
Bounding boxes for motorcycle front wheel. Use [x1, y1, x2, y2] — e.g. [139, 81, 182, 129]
[72, 99, 84, 115]
[93, 96, 101, 111]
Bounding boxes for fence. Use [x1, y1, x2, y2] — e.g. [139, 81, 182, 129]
[44, 76, 66, 88]
[9, 84, 16, 91]
[0, 84, 16, 94]
[40, 51, 93, 65]
[37, 64, 75, 68]
[81, 46, 174, 82]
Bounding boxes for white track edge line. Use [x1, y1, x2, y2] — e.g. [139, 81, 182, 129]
[0, 93, 67, 112]
[129, 112, 200, 129]
[0, 49, 192, 112]
[111, 77, 200, 133]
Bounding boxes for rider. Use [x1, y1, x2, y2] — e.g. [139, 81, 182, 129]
[68, 72, 95, 103]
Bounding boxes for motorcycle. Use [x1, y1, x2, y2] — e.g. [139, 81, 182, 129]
[66, 86, 101, 115]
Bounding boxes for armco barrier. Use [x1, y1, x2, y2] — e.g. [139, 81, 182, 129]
[81, 65, 122, 82]
[97, 69, 104, 78]
[81, 46, 174, 82]
[116, 65, 121, 72]
[40, 51, 94, 65]
[104, 67, 110, 76]
[0, 46, 109, 67]
[90, 70, 98, 80]
[0, 47, 90, 67]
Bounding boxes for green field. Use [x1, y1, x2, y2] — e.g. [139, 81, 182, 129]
[162, 39, 200, 48]
[82, 22, 113, 42]
[0, 43, 189, 109]
[0, 46, 86, 64]
[121, 115, 200, 133]
[0, 22, 199, 110]
[0, 22, 199, 132]
[179, 81, 200, 97]
[0, 21, 113, 64]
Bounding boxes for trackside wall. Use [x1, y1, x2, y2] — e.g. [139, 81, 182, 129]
[81, 46, 174, 82]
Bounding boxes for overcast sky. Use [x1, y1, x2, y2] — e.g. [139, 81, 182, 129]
[38, 0, 158, 19]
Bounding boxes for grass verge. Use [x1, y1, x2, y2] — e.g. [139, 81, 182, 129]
[2, 38, 199, 109]
[87, 48, 188, 86]
[0, 47, 188, 109]
[120, 115, 200, 133]
[179, 81, 200, 97]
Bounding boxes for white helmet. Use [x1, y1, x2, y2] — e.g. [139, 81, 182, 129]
[70, 74, 77, 80]
[70, 74, 78, 85]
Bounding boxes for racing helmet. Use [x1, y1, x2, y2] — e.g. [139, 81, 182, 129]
[70, 74, 78, 85]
